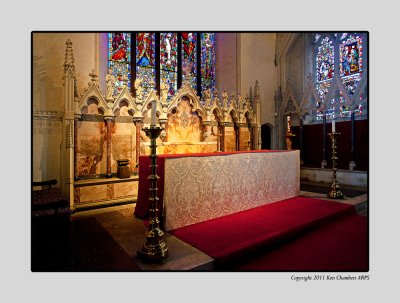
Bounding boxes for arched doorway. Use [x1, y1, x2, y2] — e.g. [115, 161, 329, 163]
[261, 123, 272, 150]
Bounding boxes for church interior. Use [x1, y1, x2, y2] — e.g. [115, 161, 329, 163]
[31, 32, 368, 272]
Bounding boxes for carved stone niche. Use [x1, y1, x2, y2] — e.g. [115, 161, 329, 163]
[81, 98, 105, 122]
[166, 97, 203, 143]
[115, 100, 134, 123]
[143, 96, 218, 155]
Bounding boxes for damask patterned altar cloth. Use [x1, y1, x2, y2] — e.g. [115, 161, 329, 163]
[134, 150, 300, 231]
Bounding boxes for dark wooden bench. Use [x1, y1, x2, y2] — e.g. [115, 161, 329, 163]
[32, 179, 71, 218]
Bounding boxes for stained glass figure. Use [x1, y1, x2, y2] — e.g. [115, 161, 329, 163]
[339, 105, 351, 118]
[136, 33, 156, 96]
[181, 32, 197, 90]
[160, 33, 178, 100]
[200, 33, 216, 92]
[108, 32, 131, 95]
[316, 36, 334, 100]
[340, 34, 363, 95]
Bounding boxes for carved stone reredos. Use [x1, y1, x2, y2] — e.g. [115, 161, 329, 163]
[112, 85, 138, 114]
[78, 75, 110, 116]
[141, 90, 161, 119]
[168, 83, 205, 119]
[210, 106, 223, 122]
[76, 64, 258, 124]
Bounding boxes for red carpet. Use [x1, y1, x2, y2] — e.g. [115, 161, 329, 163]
[231, 213, 368, 271]
[169, 196, 368, 270]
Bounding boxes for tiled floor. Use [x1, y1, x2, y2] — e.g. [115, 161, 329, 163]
[31, 181, 368, 271]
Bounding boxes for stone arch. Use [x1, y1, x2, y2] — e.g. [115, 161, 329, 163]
[77, 77, 110, 116]
[228, 109, 238, 123]
[114, 99, 133, 117]
[261, 123, 273, 150]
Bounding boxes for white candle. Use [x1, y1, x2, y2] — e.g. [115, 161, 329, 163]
[151, 100, 157, 126]
[332, 120, 336, 133]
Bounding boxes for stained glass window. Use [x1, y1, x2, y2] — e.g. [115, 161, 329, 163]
[354, 103, 363, 116]
[108, 33, 131, 95]
[315, 36, 334, 100]
[312, 32, 367, 122]
[339, 34, 363, 95]
[181, 32, 198, 90]
[136, 33, 156, 96]
[326, 106, 335, 120]
[200, 33, 216, 93]
[160, 33, 178, 100]
[107, 32, 216, 100]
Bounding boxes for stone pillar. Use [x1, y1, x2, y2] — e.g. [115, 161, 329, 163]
[216, 124, 223, 152]
[250, 123, 257, 150]
[63, 117, 75, 211]
[104, 116, 114, 178]
[349, 112, 356, 170]
[62, 39, 76, 211]
[74, 116, 80, 181]
[321, 114, 327, 168]
[134, 120, 143, 174]
[299, 117, 304, 165]
[254, 80, 261, 150]
[220, 124, 225, 152]
[203, 121, 212, 142]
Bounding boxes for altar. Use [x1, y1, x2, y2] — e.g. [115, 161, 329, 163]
[134, 150, 300, 231]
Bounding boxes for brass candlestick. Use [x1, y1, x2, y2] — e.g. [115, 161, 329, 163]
[285, 131, 295, 151]
[137, 125, 168, 263]
[327, 132, 344, 199]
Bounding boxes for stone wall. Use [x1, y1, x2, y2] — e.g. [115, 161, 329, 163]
[32, 33, 97, 185]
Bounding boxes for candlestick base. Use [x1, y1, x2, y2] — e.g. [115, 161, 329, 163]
[137, 226, 169, 263]
[327, 179, 345, 199]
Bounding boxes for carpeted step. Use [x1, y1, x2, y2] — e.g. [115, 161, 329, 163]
[229, 213, 368, 271]
[169, 196, 356, 267]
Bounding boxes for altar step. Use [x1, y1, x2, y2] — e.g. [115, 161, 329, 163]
[169, 196, 368, 271]
[230, 211, 368, 271]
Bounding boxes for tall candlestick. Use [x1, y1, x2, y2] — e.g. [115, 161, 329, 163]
[332, 120, 336, 133]
[151, 100, 157, 126]
[137, 125, 168, 262]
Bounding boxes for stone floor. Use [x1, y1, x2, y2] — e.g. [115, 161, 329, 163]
[31, 181, 368, 272]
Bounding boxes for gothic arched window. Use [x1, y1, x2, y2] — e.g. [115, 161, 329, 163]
[107, 32, 216, 101]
